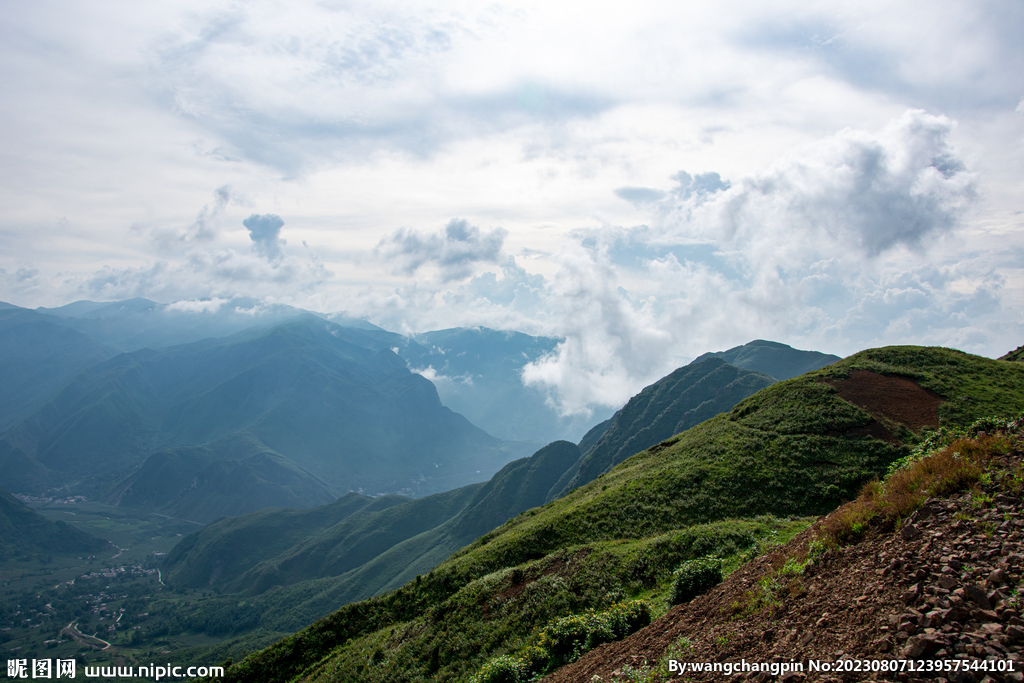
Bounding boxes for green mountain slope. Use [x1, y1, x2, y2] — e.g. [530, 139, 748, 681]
[162, 492, 411, 589]
[692, 338, 841, 380]
[218, 345, 1024, 683]
[1001, 344, 1024, 362]
[0, 484, 109, 560]
[107, 439, 339, 523]
[558, 357, 776, 496]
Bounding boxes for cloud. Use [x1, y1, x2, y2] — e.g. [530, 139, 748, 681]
[614, 187, 666, 206]
[520, 245, 674, 417]
[243, 213, 286, 262]
[657, 110, 976, 257]
[144, 186, 234, 251]
[517, 111, 985, 415]
[375, 218, 507, 282]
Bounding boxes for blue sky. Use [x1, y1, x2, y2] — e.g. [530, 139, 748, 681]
[1, 0, 1022, 415]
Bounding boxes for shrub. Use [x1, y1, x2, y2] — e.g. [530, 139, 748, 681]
[470, 647, 547, 683]
[669, 556, 723, 605]
[537, 600, 651, 668]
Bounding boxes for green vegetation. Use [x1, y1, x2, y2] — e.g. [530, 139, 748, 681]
[0, 486, 107, 560]
[561, 358, 777, 495]
[669, 556, 723, 605]
[469, 599, 651, 683]
[819, 412, 1022, 545]
[215, 345, 1024, 683]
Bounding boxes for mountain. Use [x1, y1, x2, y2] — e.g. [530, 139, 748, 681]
[0, 316, 530, 508]
[692, 338, 840, 380]
[31, 298, 590, 444]
[555, 357, 777, 497]
[1001, 344, 1024, 362]
[550, 340, 842, 497]
[35, 297, 380, 351]
[0, 484, 109, 560]
[151, 346, 821, 631]
[546, 420, 1024, 682]
[216, 345, 1024, 683]
[0, 306, 117, 431]
[105, 438, 339, 523]
[403, 328, 603, 443]
[160, 440, 581, 624]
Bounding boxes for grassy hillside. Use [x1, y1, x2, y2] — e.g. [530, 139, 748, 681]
[217, 345, 1024, 683]
[559, 358, 776, 496]
[156, 441, 582, 641]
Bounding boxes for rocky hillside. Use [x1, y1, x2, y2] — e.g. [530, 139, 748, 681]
[548, 420, 1024, 683]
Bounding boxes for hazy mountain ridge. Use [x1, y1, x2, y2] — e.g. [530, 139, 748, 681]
[0, 314, 529, 512]
[0, 307, 118, 432]
[26, 298, 582, 443]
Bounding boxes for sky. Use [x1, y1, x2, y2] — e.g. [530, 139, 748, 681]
[1, 0, 1023, 416]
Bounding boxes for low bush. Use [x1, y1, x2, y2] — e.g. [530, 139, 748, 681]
[469, 646, 547, 683]
[538, 599, 651, 668]
[668, 556, 723, 605]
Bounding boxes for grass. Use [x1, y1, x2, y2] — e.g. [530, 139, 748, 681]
[818, 420, 1018, 545]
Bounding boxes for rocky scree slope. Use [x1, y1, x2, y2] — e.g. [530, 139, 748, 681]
[547, 424, 1024, 683]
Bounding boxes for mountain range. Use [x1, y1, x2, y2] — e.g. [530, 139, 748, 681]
[213, 344, 1024, 683]
[154, 339, 839, 636]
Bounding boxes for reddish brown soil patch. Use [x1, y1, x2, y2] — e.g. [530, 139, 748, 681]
[829, 370, 943, 433]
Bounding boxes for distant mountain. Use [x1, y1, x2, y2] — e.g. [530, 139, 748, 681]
[29, 298, 593, 444]
[0, 484, 109, 560]
[398, 327, 606, 443]
[0, 316, 531, 507]
[692, 339, 840, 380]
[105, 438, 338, 523]
[0, 306, 117, 431]
[35, 297, 381, 352]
